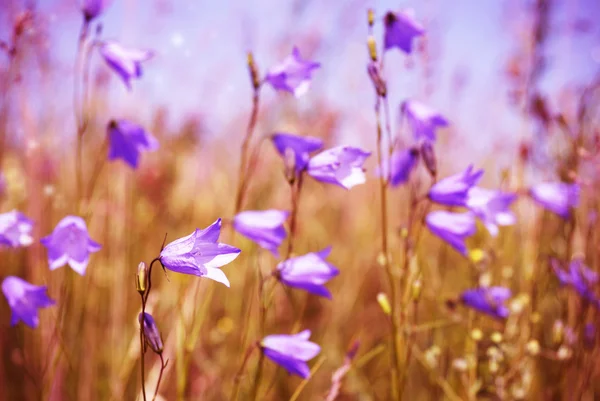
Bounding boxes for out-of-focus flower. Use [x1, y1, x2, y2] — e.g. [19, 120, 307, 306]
[466, 188, 517, 236]
[428, 165, 484, 207]
[551, 259, 599, 306]
[308, 146, 371, 190]
[426, 211, 476, 255]
[367, 61, 386, 97]
[460, 286, 511, 319]
[0, 210, 34, 248]
[100, 41, 153, 90]
[139, 312, 163, 354]
[383, 10, 425, 54]
[387, 147, 419, 187]
[107, 120, 158, 168]
[2, 276, 55, 328]
[233, 210, 289, 257]
[159, 219, 240, 287]
[41, 216, 101, 275]
[271, 133, 323, 174]
[81, 0, 111, 21]
[530, 182, 580, 219]
[277, 247, 339, 298]
[264, 47, 320, 97]
[261, 330, 321, 378]
[402, 100, 449, 142]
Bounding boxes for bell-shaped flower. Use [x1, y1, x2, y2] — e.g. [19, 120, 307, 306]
[466, 188, 517, 236]
[100, 41, 153, 90]
[107, 120, 158, 168]
[261, 330, 321, 378]
[530, 182, 579, 219]
[81, 0, 111, 21]
[271, 133, 323, 174]
[428, 165, 484, 207]
[307, 146, 371, 190]
[233, 210, 288, 257]
[387, 147, 419, 187]
[383, 10, 425, 54]
[0, 210, 34, 248]
[402, 100, 449, 143]
[159, 218, 240, 287]
[2, 276, 55, 328]
[41, 216, 101, 275]
[460, 286, 511, 319]
[139, 312, 164, 354]
[552, 259, 599, 306]
[276, 247, 339, 298]
[426, 210, 476, 255]
[264, 47, 320, 97]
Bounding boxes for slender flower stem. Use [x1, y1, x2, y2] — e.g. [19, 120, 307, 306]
[249, 351, 265, 401]
[230, 344, 257, 401]
[152, 354, 168, 401]
[74, 19, 91, 210]
[286, 173, 304, 258]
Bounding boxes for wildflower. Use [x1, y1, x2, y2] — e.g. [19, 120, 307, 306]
[0, 210, 34, 248]
[428, 165, 484, 207]
[41, 216, 101, 275]
[387, 147, 419, 187]
[99, 41, 153, 90]
[261, 330, 321, 378]
[307, 146, 371, 190]
[425, 210, 476, 255]
[271, 133, 323, 174]
[107, 120, 159, 168]
[139, 312, 163, 354]
[530, 182, 579, 219]
[81, 0, 111, 21]
[2, 276, 55, 328]
[402, 100, 449, 143]
[276, 247, 339, 298]
[233, 210, 289, 257]
[264, 47, 320, 97]
[466, 188, 517, 236]
[159, 218, 240, 287]
[460, 287, 512, 319]
[551, 259, 599, 306]
[383, 10, 425, 54]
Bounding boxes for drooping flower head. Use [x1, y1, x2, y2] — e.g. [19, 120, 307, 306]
[264, 47, 320, 97]
[428, 165, 484, 207]
[271, 133, 323, 174]
[530, 182, 580, 219]
[139, 312, 163, 354]
[261, 330, 321, 378]
[0, 210, 34, 248]
[159, 219, 240, 287]
[402, 100, 449, 143]
[81, 0, 112, 21]
[386, 147, 419, 187]
[460, 287, 512, 319]
[308, 146, 371, 190]
[277, 247, 339, 298]
[41, 216, 101, 275]
[383, 10, 425, 54]
[2, 276, 55, 328]
[107, 120, 159, 168]
[426, 211, 476, 255]
[233, 210, 288, 257]
[466, 188, 517, 236]
[552, 259, 599, 306]
[100, 41, 153, 90]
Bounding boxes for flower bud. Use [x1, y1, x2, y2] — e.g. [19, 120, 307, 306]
[367, 9, 375, 27]
[411, 278, 422, 301]
[139, 312, 163, 354]
[247, 52, 261, 90]
[367, 61, 386, 97]
[283, 147, 297, 184]
[367, 36, 378, 62]
[420, 140, 437, 177]
[136, 262, 147, 294]
[377, 292, 391, 315]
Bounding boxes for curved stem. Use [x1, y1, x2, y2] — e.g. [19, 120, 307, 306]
[230, 343, 257, 401]
[152, 354, 168, 401]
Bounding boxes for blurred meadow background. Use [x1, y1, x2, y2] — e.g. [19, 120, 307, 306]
[1, 0, 600, 400]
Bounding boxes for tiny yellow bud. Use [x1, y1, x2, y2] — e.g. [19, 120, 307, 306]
[377, 292, 391, 315]
[552, 320, 564, 344]
[136, 262, 147, 294]
[367, 36, 378, 61]
[526, 339, 540, 356]
[411, 279, 422, 301]
[469, 248, 485, 263]
[367, 9, 375, 27]
[490, 332, 503, 344]
[376, 251, 388, 267]
[471, 328, 483, 342]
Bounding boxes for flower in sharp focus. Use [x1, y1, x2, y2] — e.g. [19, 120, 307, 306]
[530, 182, 580, 219]
[276, 247, 339, 298]
[307, 146, 371, 190]
[264, 47, 320, 97]
[81, 0, 111, 21]
[460, 287, 511, 319]
[99, 41, 153, 90]
[383, 10, 425, 54]
[402, 100, 449, 143]
[425, 211, 476, 256]
[0, 210, 34, 248]
[159, 219, 240, 287]
[428, 165, 484, 207]
[271, 133, 323, 174]
[551, 259, 599, 306]
[466, 188, 517, 236]
[107, 120, 158, 168]
[233, 210, 289, 257]
[41, 216, 101, 275]
[139, 312, 163, 354]
[387, 147, 419, 187]
[261, 330, 321, 378]
[2, 276, 55, 328]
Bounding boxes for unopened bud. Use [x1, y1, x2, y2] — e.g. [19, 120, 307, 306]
[367, 36, 378, 61]
[367, 9, 375, 27]
[420, 141, 437, 177]
[283, 147, 297, 183]
[471, 328, 483, 342]
[247, 52, 261, 90]
[377, 292, 391, 315]
[367, 61, 386, 97]
[136, 262, 147, 294]
[139, 312, 164, 354]
[526, 339, 540, 356]
[490, 332, 503, 344]
[411, 278, 422, 301]
[552, 320, 564, 344]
